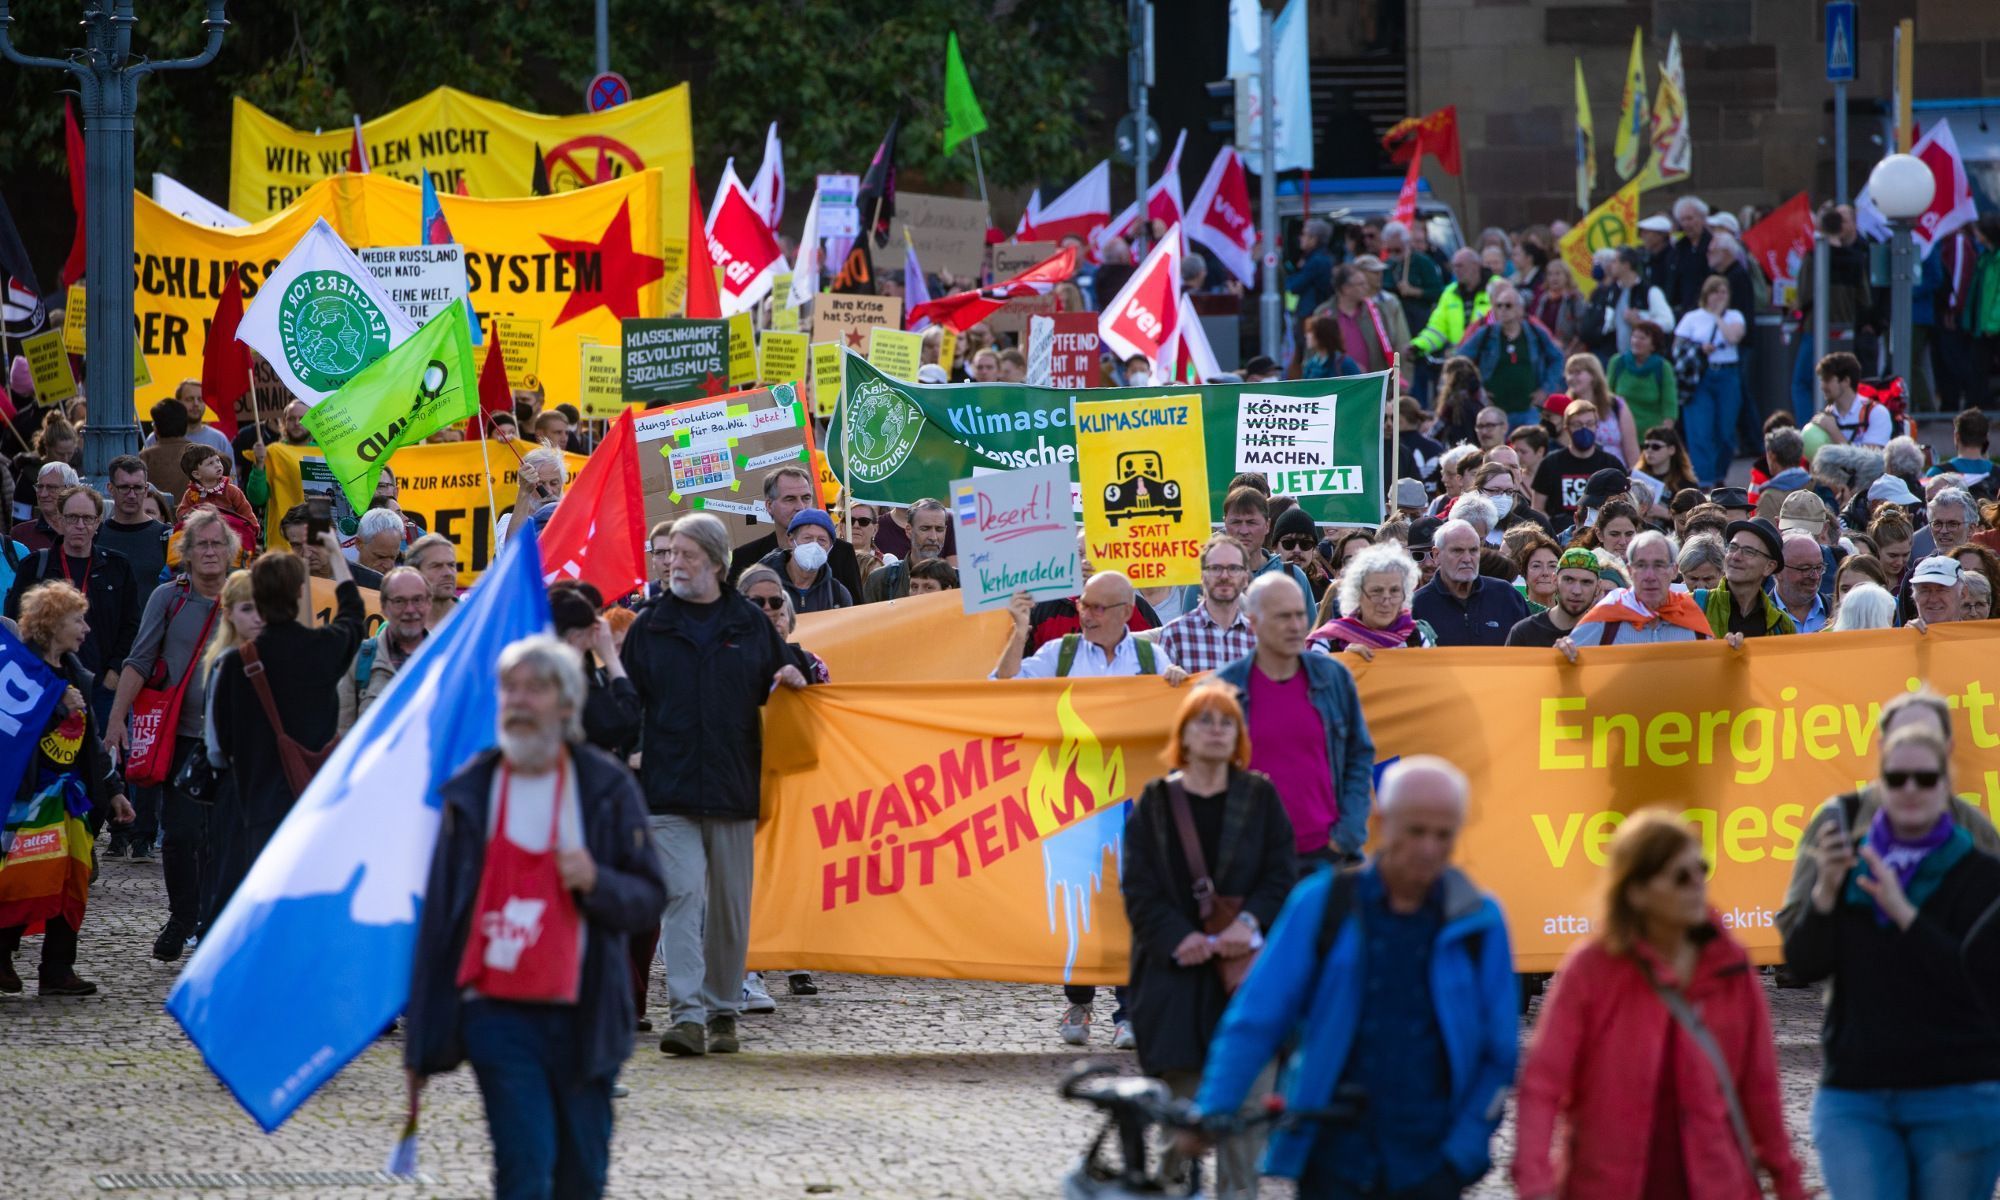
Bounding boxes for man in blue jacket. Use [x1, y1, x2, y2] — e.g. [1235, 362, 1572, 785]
[1189, 756, 1517, 1198]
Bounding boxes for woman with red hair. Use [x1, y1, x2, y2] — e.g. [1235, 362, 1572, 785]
[1120, 682, 1299, 1197]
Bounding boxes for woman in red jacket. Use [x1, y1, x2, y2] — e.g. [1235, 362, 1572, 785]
[1513, 810, 1807, 1200]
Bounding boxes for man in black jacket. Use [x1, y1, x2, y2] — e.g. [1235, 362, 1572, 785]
[406, 635, 665, 1200]
[623, 512, 805, 1058]
[4, 484, 139, 712]
[728, 466, 862, 596]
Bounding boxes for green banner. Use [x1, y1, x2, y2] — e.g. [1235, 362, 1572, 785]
[300, 305, 480, 514]
[828, 352, 1391, 525]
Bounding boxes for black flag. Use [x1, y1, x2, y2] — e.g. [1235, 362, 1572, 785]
[0, 188, 46, 339]
[829, 238, 876, 295]
[530, 143, 551, 196]
[854, 115, 901, 248]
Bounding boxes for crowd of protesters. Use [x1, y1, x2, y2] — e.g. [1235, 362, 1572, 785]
[2, 189, 2000, 1200]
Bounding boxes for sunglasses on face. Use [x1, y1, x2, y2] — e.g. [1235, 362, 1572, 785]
[1664, 860, 1710, 888]
[751, 594, 787, 611]
[1884, 770, 1942, 790]
[1278, 536, 1315, 551]
[1643, 441, 1671, 452]
[850, 516, 875, 528]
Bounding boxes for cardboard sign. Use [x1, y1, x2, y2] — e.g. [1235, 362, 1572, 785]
[951, 463, 1078, 613]
[356, 244, 470, 326]
[818, 173, 861, 239]
[993, 241, 1059, 278]
[61, 286, 86, 355]
[810, 342, 843, 419]
[578, 342, 625, 417]
[622, 317, 730, 405]
[490, 315, 541, 391]
[1075, 392, 1211, 587]
[886, 192, 991, 279]
[631, 383, 819, 547]
[21, 331, 76, 406]
[987, 291, 1059, 341]
[810, 292, 900, 353]
[867, 328, 923, 382]
[1049, 312, 1101, 389]
[727, 313, 757, 386]
[760, 330, 809, 389]
[1025, 315, 1056, 386]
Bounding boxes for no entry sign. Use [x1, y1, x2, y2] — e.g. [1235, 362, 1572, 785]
[586, 72, 630, 113]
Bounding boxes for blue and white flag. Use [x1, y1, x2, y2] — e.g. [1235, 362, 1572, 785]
[167, 526, 552, 1131]
[1226, 0, 1313, 174]
[0, 626, 64, 820]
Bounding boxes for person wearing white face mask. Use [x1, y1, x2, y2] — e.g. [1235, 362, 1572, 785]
[757, 510, 852, 613]
[1466, 462, 1553, 539]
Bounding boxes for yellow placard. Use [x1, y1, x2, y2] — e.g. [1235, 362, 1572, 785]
[1077, 392, 1210, 588]
[61, 286, 86, 356]
[21, 331, 76, 406]
[228, 86, 691, 306]
[726, 313, 757, 386]
[937, 326, 958, 376]
[759, 330, 809, 389]
[771, 273, 799, 331]
[133, 346, 152, 389]
[810, 342, 844, 420]
[867, 328, 923, 382]
[578, 343, 625, 418]
[131, 171, 665, 416]
[490, 315, 542, 392]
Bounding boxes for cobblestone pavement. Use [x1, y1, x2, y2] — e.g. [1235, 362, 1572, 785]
[4, 856, 1832, 1200]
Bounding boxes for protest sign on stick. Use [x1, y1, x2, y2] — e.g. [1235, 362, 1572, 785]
[1076, 392, 1210, 587]
[631, 383, 819, 548]
[621, 317, 730, 405]
[951, 463, 1079, 613]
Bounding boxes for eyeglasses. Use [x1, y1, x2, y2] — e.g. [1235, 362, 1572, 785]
[383, 595, 429, 609]
[1278, 536, 1315, 551]
[1361, 585, 1403, 602]
[1884, 769, 1942, 790]
[1664, 860, 1711, 889]
[647, 547, 673, 558]
[1202, 564, 1247, 576]
[1079, 601, 1132, 616]
[60, 511, 99, 526]
[850, 516, 875, 528]
[1475, 420, 1506, 430]
[1785, 562, 1827, 578]
[1724, 542, 1772, 561]
[750, 594, 787, 611]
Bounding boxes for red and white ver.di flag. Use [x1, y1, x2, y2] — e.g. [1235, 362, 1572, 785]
[1098, 225, 1184, 381]
[1185, 145, 1256, 285]
[706, 163, 786, 316]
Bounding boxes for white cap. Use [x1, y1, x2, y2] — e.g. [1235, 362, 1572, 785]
[1867, 474, 1920, 506]
[1637, 215, 1674, 234]
[1911, 555, 1963, 586]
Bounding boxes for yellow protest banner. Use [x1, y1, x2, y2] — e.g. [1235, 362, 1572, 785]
[810, 341, 844, 419]
[867, 328, 923, 382]
[726, 313, 757, 386]
[578, 343, 625, 417]
[1559, 178, 1641, 286]
[938, 326, 958, 376]
[1076, 393, 1209, 587]
[490, 315, 542, 391]
[771, 273, 799, 331]
[759, 330, 809, 389]
[132, 170, 665, 415]
[21, 331, 76, 406]
[229, 86, 691, 302]
[264, 439, 585, 586]
[61, 286, 85, 355]
[748, 624, 2000, 980]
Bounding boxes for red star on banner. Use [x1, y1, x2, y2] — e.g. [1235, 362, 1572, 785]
[542, 200, 666, 327]
[844, 328, 867, 349]
[697, 371, 729, 396]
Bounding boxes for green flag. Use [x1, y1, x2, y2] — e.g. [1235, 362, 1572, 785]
[300, 304, 480, 515]
[942, 31, 987, 155]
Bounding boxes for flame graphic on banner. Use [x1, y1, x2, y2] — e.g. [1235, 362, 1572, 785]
[1031, 687, 1132, 982]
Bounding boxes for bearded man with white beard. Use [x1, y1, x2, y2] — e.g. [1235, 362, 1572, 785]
[404, 634, 665, 1200]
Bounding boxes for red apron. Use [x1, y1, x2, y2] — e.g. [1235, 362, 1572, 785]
[454, 757, 583, 1003]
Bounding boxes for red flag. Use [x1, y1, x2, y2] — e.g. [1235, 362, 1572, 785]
[454, 177, 469, 197]
[538, 407, 647, 602]
[464, 336, 512, 438]
[1382, 105, 1461, 177]
[905, 246, 1079, 332]
[60, 99, 86, 288]
[1097, 227, 1183, 377]
[347, 114, 370, 174]
[1391, 136, 1423, 230]
[705, 165, 785, 316]
[1186, 146, 1256, 285]
[1741, 192, 1815, 295]
[200, 268, 249, 442]
[683, 167, 723, 319]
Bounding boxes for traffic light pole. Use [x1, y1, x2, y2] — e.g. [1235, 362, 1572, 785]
[1257, 4, 1280, 361]
[0, 1, 229, 483]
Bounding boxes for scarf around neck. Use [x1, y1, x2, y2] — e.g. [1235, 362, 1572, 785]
[1314, 612, 1414, 650]
[1846, 808, 1971, 924]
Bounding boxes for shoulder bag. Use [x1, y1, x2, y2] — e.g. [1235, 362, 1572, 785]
[1648, 971, 1763, 1193]
[126, 582, 220, 787]
[1167, 777, 1258, 992]
[238, 640, 338, 797]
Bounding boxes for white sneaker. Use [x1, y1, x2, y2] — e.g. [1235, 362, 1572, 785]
[741, 973, 777, 1014]
[1059, 1003, 1092, 1046]
[1112, 1020, 1136, 1050]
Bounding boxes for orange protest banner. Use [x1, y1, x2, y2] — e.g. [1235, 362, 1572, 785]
[793, 589, 1013, 683]
[749, 624, 2000, 978]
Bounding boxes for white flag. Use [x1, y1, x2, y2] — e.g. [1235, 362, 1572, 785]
[788, 189, 821, 310]
[152, 173, 247, 228]
[749, 122, 785, 230]
[236, 219, 421, 405]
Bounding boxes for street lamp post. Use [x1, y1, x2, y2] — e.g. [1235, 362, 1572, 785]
[1866, 153, 1934, 390]
[0, 1, 230, 483]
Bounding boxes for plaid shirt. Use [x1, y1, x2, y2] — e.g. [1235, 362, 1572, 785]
[1154, 602, 1256, 674]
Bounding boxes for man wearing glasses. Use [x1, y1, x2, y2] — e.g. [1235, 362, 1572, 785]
[337, 567, 434, 733]
[1692, 518, 1795, 641]
[1455, 282, 1563, 429]
[5, 484, 140, 709]
[1773, 532, 1831, 633]
[97, 456, 172, 609]
[1154, 535, 1258, 673]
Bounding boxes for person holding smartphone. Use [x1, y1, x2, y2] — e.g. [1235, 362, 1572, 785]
[496, 447, 567, 549]
[1783, 717, 2000, 1199]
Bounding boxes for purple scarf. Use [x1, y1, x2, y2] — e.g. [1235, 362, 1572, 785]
[1868, 808, 1956, 891]
[1311, 612, 1415, 651]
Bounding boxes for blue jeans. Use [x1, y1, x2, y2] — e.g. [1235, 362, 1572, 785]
[462, 1000, 616, 1200]
[1812, 1082, 2000, 1200]
[1684, 362, 1743, 486]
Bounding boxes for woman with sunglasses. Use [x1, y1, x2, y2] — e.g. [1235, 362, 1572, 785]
[1636, 426, 1699, 521]
[842, 500, 883, 583]
[1785, 716, 2000, 1199]
[1515, 810, 1806, 1200]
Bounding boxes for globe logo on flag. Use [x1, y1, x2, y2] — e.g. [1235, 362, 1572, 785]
[846, 377, 924, 484]
[277, 270, 396, 392]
